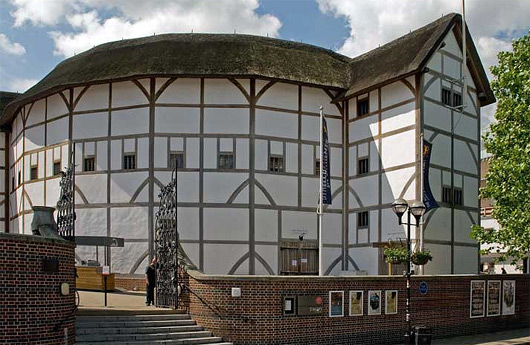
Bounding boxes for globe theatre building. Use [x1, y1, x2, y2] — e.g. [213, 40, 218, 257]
[0, 14, 494, 276]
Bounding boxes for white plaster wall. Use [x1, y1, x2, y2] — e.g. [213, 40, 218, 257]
[424, 101, 451, 132]
[423, 243, 451, 274]
[110, 172, 147, 203]
[26, 99, 46, 127]
[256, 82, 297, 110]
[111, 108, 149, 136]
[112, 242, 148, 274]
[255, 245, 277, 275]
[256, 109, 297, 139]
[204, 108, 249, 134]
[380, 208, 407, 242]
[256, 174, 297, 206]
[454, 140, 478, 174]
[75, 84, 109, 111]
[349, 247, 379, 274]
[178, 207, 199, 240]
[453, 114, 477, 140]
[47, 117, 69, 145]
[454, 209, 476, 243]
[203, 172, 247, 203]
[453, 246, 478, 274]
[322, 213, 342, 245]
[24, 125, 45, 151]
[282, 210, 316, 240]
[76, 174, 107, 204]
[203, 243, 249, 274]
[111, 206, 149, 239]
[424, 207, 452, 241]
[426, 52, 442, 73]
[423, 74, 441, 100]
[73, 112, 108, 139]
[381, 167, 416, 204]
[155, 107, 200, 133]
[349, 114, 378, 142]
[381, 102, 415, 134]
[381, 81, 414, 109]
[76, 208, 107, 236]
[204, 79, 247, 104]
[381, 130, 415, 168]
[47, 93, 69, 120]
[156, 78, 200, 104]
[255, 209, 278, 242]
[203, 208, 248, 241]
[301, 86, 340, 116]
[350, 175, 378, 207]
[429, 133, 451, 168]
[112, 81, 148, 108]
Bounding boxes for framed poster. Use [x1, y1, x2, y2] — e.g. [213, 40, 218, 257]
[502, 280, 515, 315]
[329, 291, 344, 317]
[487, 281, 501, 317]
[385, 290, 398, 315]
[368, 290, 381, 315]
[470, 280, 485, 318]
[349, 291, 363, 316]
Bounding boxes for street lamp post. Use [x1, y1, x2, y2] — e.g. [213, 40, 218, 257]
[391, 199, 426, 345]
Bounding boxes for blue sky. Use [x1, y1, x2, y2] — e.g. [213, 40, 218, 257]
[0, 0, 529, 134]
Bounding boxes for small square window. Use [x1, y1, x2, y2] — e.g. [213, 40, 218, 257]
[357, 97, 369, 117]
[358, 157, 369, 175]
[84, 157, 95, 172]
[169, 152, 185, 170]
[453, 188, 463, 206]
[218, 153, 234, 170]
[315, 159, 320, 176]
[453, 92, 462, 107]
[358, 211, 369, 228]
[123, 153, 136, 170]
[53, 161, 61, 176]
[442, 88, 452, 106]
[269, 155, 284, 173]
[442, 186, 452, 204]
[30, 166, 38, 181]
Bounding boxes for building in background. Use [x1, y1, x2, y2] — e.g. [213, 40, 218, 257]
[0, 13, 494, 276]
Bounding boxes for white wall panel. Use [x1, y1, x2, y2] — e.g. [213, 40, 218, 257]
[443, 55, 461, 80]
[203, 208, 248, 241]
[110, 140, 122, 170]
[257, 174, 297, 206]
[381, 130, 415, 168]
[381, 167, 415, 204]
[327, 117, 342, 144]
[424, 207, 452, 241]
[26, 99, 45, 127]
[76, 208, 107, 236]
[381, 81, 414, 108]
[322, 213, 342, 245]
[454, 140, 478, 174]
[204, 79, 247, 104]
[176, 172, 199, 202]
[110, 172, 147, 203]
[255, 245, 277, 275]
[282, 211, 316, 240]
[430, 133, 451, 168]
[453, 246, 478, 274]
[203, 243, 248, 274]
[204, 108, 249, 134]
[255, 209, 278, 242]
[96, 141, 107, 171]
[301, 177, 318, 207]
[350, 175, 378, 207]
[111, 108, 149, 136]
[177, 207, 199, 240]
[25, 125, 44, 151]
[330, 147, 342, 177]
[423, 243, 451, 274]
[154, 137, 167, 168]
[301, 144, 313, 175]
[156, 78, 200, 104]
[45, 176, 60, 207]
[454, 209, 475, 243]
[111, 207, 149, 240]
[453, 114, 477, 140]
[204, 138, 217, 169]
[349, 114, 378, 142]
[186, 137, 200, 169]
[75, 84, 109, 111]
[349, 247, 379, 274]
[302, 86, 339, 115]
[155, 107, 200, 133]
[301, 115, 318, 142]
[203, 172, 247, 203]
[254, 140, 267, 171]
[381, 103, 415, 134]
[112, 81, 148, 108]
[464, 176, 479, 207]
[256, 109, 297, 139]
[47, 93, 69, 120]
[424, 101, 451, 132]
[137, 137, 149, 169]
[47, 117, 69, 145]
[426, 52, 442, 73]
[370, 89, 379, 113]
[257, 82, 297, 110]
[76, 175, 107, 203]
[73, 112, 108, 139]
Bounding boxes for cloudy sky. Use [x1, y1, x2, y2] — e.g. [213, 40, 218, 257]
[0, 0, 529, 138]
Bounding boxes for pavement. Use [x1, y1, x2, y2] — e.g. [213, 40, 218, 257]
[77, 290, 529, 344]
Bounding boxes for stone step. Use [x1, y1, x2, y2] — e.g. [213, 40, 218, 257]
[77, 314, 190, 322]
[76, 336, 227, 345]
[76, 330, 213, 343]
[76, 324, 203, 335]
[77, 318, 196, 329]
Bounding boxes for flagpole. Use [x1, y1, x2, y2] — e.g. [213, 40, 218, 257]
[318, 106, 324, 277]
[419, 133, 424, 275]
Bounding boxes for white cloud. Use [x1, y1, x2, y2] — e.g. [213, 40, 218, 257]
[0, 33, 26, 55]
[9, 78, 38, 92]
[8, 0, 282, 57]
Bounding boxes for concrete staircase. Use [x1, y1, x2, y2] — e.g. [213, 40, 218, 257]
[76, 309, 232, 345]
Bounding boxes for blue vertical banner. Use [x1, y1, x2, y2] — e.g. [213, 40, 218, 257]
[321, 116, 332, 205]
[422, 140, 439, 212]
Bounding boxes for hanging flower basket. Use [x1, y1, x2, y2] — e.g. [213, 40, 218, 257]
[383, 246, 408, 265]
[411, 250, 432, 265]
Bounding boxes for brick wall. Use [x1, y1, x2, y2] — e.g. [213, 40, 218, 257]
[0, 233, 76, 344]
[183, 272, 529, 345]
[115, 274, 146, 291]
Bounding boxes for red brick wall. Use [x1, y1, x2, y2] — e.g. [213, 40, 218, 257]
[115, 274, 146, 291]
[0, 233, 76, 344]
[184, 272, 529, 345]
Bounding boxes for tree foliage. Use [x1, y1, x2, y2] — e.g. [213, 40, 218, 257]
[471, 33, 530, 266]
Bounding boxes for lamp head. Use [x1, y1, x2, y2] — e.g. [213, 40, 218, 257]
[391, 199, 408, 224]
[409, 200, 426, 221]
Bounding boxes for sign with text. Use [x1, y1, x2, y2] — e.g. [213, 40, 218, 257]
[297, 295, 323, 316]
[102, 265, 110, 276]
[470, 280, 485, 318]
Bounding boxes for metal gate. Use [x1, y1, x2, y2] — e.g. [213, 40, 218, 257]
[56, 152, 76, 241]
[155, 170, 179, 308]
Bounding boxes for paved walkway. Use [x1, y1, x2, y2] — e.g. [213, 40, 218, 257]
[432, 328, 530, 345]
[78, 289, 151, 310]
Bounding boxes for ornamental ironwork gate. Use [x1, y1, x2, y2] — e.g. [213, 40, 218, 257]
[155, 170, 179, 308]
[56, 151, 76, 241]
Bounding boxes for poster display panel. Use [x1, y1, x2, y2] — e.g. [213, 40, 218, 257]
[385, 290, 398, 315]
[329, 291, 344, 317]
[487, 281, 501, 317]
[470, 280, 485, 318]
[502, 280, 515, 315]
[368, 290, 381, 315]
[349, 291, 363, 316]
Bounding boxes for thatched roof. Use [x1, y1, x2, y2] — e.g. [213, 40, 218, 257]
[0, 92, 21, 118]
[0, 13, 494, 125]
[338, 13, 495, 106]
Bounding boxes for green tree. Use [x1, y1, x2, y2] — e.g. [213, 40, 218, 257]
[471, 33, 530, 268]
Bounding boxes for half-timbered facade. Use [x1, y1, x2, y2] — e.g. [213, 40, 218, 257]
[0, 13, 494, 275]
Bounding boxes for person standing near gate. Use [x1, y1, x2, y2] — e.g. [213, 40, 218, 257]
[145, 257, 157, 306]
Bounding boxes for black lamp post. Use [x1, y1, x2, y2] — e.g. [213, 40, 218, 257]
[391, 199, 426, 345]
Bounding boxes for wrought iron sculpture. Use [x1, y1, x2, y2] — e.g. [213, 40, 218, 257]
[56, 161, 75, 241]
[155, 169, 179, 308]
